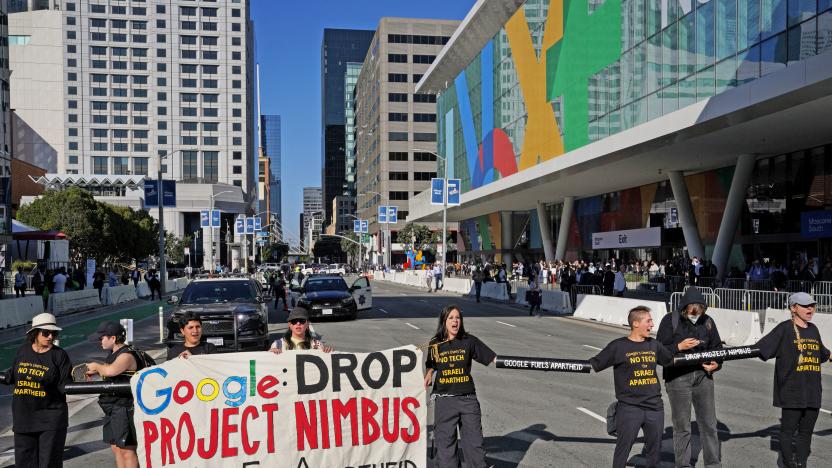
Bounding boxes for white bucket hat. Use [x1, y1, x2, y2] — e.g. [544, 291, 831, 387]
[28, 313, 62, 334]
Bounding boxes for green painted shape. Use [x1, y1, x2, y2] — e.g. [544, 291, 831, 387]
[547, 0, 622, 151]
[476, 216, 492, 250]
[0, 301, 173, 369]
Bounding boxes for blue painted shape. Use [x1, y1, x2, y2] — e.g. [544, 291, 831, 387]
[529, 209, 542, 249]
[463, 219, 480, 251]
[480, 41, 494, 135]
[444, 109, 455, 181]
[475, 131, 495, 187]
[455, 71, 480, 186]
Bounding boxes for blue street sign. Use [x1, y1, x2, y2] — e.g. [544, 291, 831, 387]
[353, 220, 361, 233]
[388, 206, 398, 224]
[431, 178, 444, 205]
[144, 180, 176, 207]
[801, 210, 832, 239]
[254, 217, 262, 232]
[257, 231, 269, 238]
[200, 210, 210, 228]
[162, 180, 176, 207]
[360, 220, 369, 233]
[211, 210, 221, 228]
[245, 217, 255, 234]
[378, 206, 388, 224]
[235, 215, 245, 235]
[447, 179, 461, 206]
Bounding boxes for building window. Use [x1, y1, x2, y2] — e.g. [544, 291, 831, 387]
[389, 93, 408, 102]
[182, 151, 198, 179]
[134, 158, 148, 176]
[388, 73, 407, 83]
[389, 132, 408, 141]
[233, 180, 242, 187]
[413, 132, 436, 142]
[182, 136, 198, 146]
[414, 113, 436, 123]
[412, 74, 423, 83]
[414, 172, 437, 181]
[414, 152, 437, 162]
[203, 152, 218, 182]
[389, 172, 409, 181]
[389, 191, 409, 200]
[93, 157, 108, 174]
[68, 155, 78, 165]
[233, 151, 242, 160]
[388, 53, 407, 63]
[203, 108, 218, 117]
[388, 113, 408, 122]
[413, 54, 436, 64]
[203, 137, 219, 146]
[413, 93, 436, 103]
[389, 152, 408, 161]
[113, 157, 129, 175]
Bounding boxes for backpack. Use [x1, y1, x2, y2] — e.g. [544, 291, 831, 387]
[128, 346, 157, 371]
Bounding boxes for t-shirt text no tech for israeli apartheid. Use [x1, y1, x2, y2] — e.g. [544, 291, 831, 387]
[131, 346, 426, 468]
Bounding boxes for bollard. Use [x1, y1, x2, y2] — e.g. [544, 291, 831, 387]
[158, 306, 165, 344]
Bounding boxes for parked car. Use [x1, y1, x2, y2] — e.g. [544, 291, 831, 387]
[165, 277, 271, 352]
[326, 263, 347, 275]
[289, 274, 372, 320]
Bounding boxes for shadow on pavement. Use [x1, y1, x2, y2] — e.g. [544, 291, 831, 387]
[483, 423, 556, 467]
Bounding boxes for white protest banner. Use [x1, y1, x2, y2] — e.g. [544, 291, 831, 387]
[131, 347, 425, 468]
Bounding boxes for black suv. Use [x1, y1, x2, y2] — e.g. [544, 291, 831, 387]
[293, 275, 360, 320]
[166, 278, 270, 352]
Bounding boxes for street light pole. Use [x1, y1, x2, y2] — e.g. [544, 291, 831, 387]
[414, 148, 449, 284]
[208, 189, 235, 273]
[343, 214, 362, 271]
[156, 148, 194, 294]
[360, 190, 389, 268]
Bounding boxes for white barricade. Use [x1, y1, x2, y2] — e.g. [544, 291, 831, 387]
[102, 285, 138, 305]
[704, 308, 762, 347]
[573, 295, 668, 326]
[48, 289, 101, 316]
[515, 287, 572, 314]
[136, 282, 151, 298]
[763, 308, 792, 336]
[0, 296, 44, 328]
[173, 277, 190, 290]
[165, 279, 177, 292]
[469, 282, 508, 301]
[443, 277, 472, 294]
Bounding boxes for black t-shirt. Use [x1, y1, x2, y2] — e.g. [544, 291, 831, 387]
[756, 320, 831, 409]
[425, 334, 496, 395]
[99, 346, 136, 409]
[167, 342, 217, 360]
[11, 344, 72, 433]
[590, 337, 673, 410]
[656, 312, 724, 382]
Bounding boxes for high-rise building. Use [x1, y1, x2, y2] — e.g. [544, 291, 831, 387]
[321, 28, 373, 228]
[11, 0, 257, 270]
[302, 186, 322, 245]
[0, 0, 11, 269]
[354, 17, 459, 265]
[261, 114, 281, 240]
[344, 62, 361, 196]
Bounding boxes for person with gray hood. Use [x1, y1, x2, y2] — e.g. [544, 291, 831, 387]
[656, 287, 723, 468]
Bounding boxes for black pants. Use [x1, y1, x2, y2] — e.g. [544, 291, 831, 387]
[475, 282, 482, 302]
[613, 403, 664, 468]
[780, 407, 820, 466]
[434, 394, 487, 468]
[275, 291, 288, 310]
[14, 427, 67, 468]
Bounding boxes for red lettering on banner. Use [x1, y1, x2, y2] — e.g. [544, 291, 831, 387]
[361, 398, 380, 445]
[173, 381, 194, 404]
[295, 401, 318, 450]
[176, 413, 195, 461]
[257, 375, 280, 399]
[196, 408, 219, 458]
[221, 407, 240, 458]
[241, 406, 260, 455]
[332, 397, 358, 447]
[262, 403, 279, 453]
[401, 397, 420, 443]
[160, 418, 175, 465]
[382, 397, 400, 443]
[143, 422, 159, 468]
[318, 400, 331, 449]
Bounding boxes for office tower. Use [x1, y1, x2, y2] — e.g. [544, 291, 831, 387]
[261, 114, 281, 240]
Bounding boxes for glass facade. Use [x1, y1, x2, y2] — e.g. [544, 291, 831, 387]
[260, 114, 282, 233]
[344, 62, 362, 196]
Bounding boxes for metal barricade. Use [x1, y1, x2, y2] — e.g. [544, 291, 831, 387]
[651, 275, 686, 293]
[813, 281, 832, 296]
[695, 277, 720, 288]
[746, 290, 789, 311]
[670, 291, 720, 311]
[723, 278, 774, 291]
[684, 285, 715, 296]
[624, 273, 647, 283]
[814, 294, 832, 314]
[786, 280, 813, 293]
[669, 292, 683, 312]
[572, 285, 602, 296]
[715, 288, 747, 311]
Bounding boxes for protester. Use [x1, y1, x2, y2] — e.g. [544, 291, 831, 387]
[85, 322, 139, 468]
[274, 274, 289, 312]
[590, 306, 673, 468]
[10, 313, 71, 468]
[472, 265, 483, 303]
[424, 305, 496, 468]
[755, 292, 831, 468]
[14, 267, 27, 297]
[269, 307, 333, 353]
[145, 269, 161, 300]
[656, 288, 723, 468]
[167, 313, 217, 360]
[527, 278, 542, 316]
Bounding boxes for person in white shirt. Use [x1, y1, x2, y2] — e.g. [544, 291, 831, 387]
[52, 268, 68, 293]
[614, 265, 627, 297]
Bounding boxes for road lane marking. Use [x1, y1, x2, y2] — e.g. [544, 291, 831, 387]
[577, 407, 606, 423]
[405, 322, 420, 330]
[379, 308, 389, 314]
[583, 344, 602, 351]
[821, 408, 832, 415]
[495, 321, 516, 328]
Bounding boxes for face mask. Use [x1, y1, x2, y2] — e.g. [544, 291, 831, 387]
[688, 314, 700, 324]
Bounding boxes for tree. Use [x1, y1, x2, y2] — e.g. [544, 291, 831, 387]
[165, 233, 191, 265]
[396, 223, 442, 254]
[340, 233, 360, 260]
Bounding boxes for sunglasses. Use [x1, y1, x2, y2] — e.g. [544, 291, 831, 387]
[289, 318, 307, 325]
[39, 329, 59, 338]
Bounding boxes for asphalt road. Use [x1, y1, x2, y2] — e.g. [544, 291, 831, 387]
[1, 279, 831, 467]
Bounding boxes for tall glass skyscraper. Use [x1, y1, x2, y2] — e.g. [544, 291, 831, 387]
[344, 62, 362, 196]
[261, 114, 281, 240]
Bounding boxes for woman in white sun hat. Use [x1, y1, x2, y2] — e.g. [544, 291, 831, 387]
[9, 313, 72, 468]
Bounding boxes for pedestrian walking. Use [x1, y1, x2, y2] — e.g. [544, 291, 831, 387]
[274, 274, 289, 312]
[613, 266, 627, 297]
[93, 270, 105, 300]
[472, 265, 483, 303]
[433, 262, 443, 291]
[755, 292, 831, 468]
[590, 306, 673, 468]
[10, 313, 71, 468]
[527, 278, 542, 316]
[145, 269, 161, 300]
[108, 269, 118, 288]
[425, 267, 434, 292]
[268, 307, 333, 353]
[424, 305, 496, 468]
[656, 288, 723, 468]
[130, 269, 140, 288]
[14, 267, 27, 297]
[167, 313, 217, 360]
[84, 322, 140, 468]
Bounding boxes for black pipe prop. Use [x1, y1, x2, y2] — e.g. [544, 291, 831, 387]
[669, 346, 761, 367]
[63, 381, 133, 396]
[496, 355, 592, 373]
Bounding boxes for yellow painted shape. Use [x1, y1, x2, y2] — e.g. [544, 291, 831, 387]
[489, 213, 502, 253]
[505, 2, 565, 170]
[640, 183, 658, 226]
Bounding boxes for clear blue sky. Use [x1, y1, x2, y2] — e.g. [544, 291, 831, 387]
[252, 0, 473, 245]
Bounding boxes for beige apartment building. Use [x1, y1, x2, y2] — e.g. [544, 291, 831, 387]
[354, 17, 459, 265]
